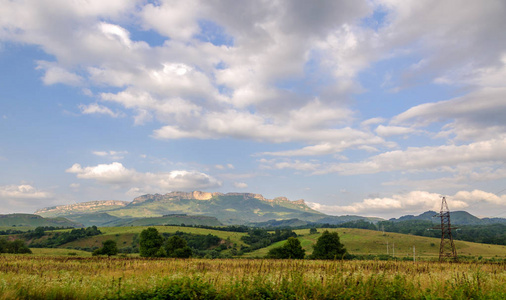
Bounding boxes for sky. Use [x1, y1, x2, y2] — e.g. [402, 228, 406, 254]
[1, 0, 506, 219]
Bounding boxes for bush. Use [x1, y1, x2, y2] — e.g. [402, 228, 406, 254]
[0, 238, 32, 254]
[165, 236, 192, 258]
[311, 230, 347, 260]
[266, 237, 305, 259]
[92, 240, 118, 257]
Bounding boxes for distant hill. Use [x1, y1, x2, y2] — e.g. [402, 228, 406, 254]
[0, 213, 81, 228]
[390, 211, 506, 225]
[117, 215, 222, 227]
[35, 191, 326, 225]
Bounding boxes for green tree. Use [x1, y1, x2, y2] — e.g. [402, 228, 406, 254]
[34, 226, 45, 238]
[93, 239, 118, 256]
[309, 228, 318, 234]
[139, 227, 164, 257]
[0, 238, 32, 254]
[311, 230, 346, 260]
[0, 238, 7, 253]
[266, 237, 305, 259]
[165, 235, 192, 258]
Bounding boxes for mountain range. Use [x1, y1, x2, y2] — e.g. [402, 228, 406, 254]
[33, 191, 376, 226]
[28, 191, 506, 227]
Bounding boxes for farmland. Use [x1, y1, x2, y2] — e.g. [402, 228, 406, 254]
[2, 226, 506, 299]
[37, 226, 506, 260]
[0, 255, 505, 299]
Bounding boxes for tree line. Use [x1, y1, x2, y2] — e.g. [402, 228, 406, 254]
[0, 237, 31, 254]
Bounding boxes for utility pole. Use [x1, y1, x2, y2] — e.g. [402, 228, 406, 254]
[413, 245, 415, 262]
[392, 242, 395, 258]
[433, 196, 458, 261]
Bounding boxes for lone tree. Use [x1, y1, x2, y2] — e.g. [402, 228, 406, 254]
[139, 227, 164, 257]
[311, 230, 347, 260]
[165, 235, 192, 258]
[266, 237, 305, 259]
[93, 239, 118, 257]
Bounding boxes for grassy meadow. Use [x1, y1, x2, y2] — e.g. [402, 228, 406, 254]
[243, 228, 506, 259]
[0, 255, 505, 299]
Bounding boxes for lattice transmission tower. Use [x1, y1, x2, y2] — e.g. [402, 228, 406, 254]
[434, 196, 458, 261]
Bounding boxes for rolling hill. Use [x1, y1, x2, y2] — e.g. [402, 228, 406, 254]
[390, 211, 506, 225]
[0, 213, 81, 228]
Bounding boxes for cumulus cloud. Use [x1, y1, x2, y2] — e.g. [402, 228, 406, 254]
[0, 184, 53, 214]
[66, 162, 221, 192]
[233, 182, 248, 189]
[319, 138, 506, 175]
[0, 184, 51, 199]
[392, 88, 506, 141]
[79, 103, 122, 118]
[308, 189, 506, 217]
[375, 125, 417, 137]
[36, 61, 84, 86]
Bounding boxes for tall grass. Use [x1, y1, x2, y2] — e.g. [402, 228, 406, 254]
[0, 255, 504, 299]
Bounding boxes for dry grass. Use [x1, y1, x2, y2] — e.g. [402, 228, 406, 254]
[0, 255, 504, 299]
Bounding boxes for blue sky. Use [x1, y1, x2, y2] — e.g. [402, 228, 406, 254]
[1, 0, 506, 219]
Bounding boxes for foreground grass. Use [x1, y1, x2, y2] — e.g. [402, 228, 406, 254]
[0, 255, 504, 299]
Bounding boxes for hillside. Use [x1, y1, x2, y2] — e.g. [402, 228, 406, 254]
[391, 211, 506, 225]
[243, 228, 506, 259]
[32, 225, 506, 260]
[0, 213, 81, 228]
[35, 191, 327, 225]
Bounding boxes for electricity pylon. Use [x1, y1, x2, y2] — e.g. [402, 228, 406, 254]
[434, 196, 458, 261]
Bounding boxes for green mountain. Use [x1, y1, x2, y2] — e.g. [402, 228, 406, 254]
[117, 214, 222, 227]
[391, 211, 506, 225]
[0, 213, 81, 228]
[35, 191, 326, 225]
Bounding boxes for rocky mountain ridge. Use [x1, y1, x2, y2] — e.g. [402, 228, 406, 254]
[34, 191, 318, 225]
[34, 200, 128, 217]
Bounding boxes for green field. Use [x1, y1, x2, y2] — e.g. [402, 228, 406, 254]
[56, 226, 247, 251]
[0, 256, 504, 299]
[242, 228, 506, 259]
[16, 226, 506, 260]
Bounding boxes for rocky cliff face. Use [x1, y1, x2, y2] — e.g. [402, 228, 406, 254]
[131, 191, 223, 204]
[35, 200, 128, 216]
[34, 191, 324, 224]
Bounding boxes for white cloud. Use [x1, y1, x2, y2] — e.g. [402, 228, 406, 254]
[66, 162, 135, 184]
[308, 189, 505, 217]
[319, 138, 506, 175]
[375, 125, 416, 137]
[79, 103, 122, 118]
[0, 184, 53, 214]
[92, 150, 128, 160]
[260, 159, 321, 172]
[36, 61, 83, 86]
[0, 184, 51, 199]
[392, 88, 506, 141]
[66, 162, 221, 192]
[233, 182, 248, 189]
[140, 0, 200, 41]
